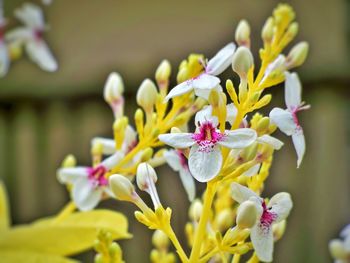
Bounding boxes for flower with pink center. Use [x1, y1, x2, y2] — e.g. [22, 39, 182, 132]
[57, 152, 124, 211]
[5, 3, 57, 72]
[0, 1, 9, 77]
[164, 43, 236, 102]
[164, 149, 195, 201]
[159, 110, 257, 182]
[231, 182, 293, 262]
[270, 72, 310, 167]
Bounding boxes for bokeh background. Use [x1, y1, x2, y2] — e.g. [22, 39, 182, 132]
[0, 0, 349, 262]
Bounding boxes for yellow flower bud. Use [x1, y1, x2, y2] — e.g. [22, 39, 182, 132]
[256, 117, 270, 134]
[189, 199, 203, 222]
[216, 209, 234, 232]
[62, 154, 76, 168]
[232, 47, 253, 79]
[170, 127, 182, 134]
[136, 79, 158, 112]
[103, 72, 124, 104]
[155, 60, 171, 84]
[273, 220, 286, 241]
[329, 239, 348, 259]
[286, 42, 309, 69]
[235, 20, 251, 47]
[109, 174, 135, 202]
[152, 230, 170, 249]
[262, 17, 274, 43]
[236, 200, 258, 229]
[141, 147, 154, 162]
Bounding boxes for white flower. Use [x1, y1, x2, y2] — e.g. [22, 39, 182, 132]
[159, 110, 257, 182]
[231, 183, 293, 262]
[0, 3, 9, 77]
[269, 72, 310, 167]
[164, 43, 236, 102]
[329, 224, 350, 263]
[5, 3, 57, 72]
[57, 152, 124, 211]
[164, 149, 195, 201]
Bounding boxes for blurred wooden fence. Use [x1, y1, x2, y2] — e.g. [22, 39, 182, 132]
[0, 85, 349, 262]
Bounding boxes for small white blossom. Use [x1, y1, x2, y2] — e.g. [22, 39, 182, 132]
[159, 109, 257, 182]
[164, 43, 236, 102]
[329, 224, 350, 263]
[5, 3, 57, 72]
[231, 183, 293, 262]
[269, 72, 310, 167]
[57, 152, 124, 211]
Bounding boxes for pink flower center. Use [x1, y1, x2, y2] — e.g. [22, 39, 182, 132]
[192, 121, 223, 152]
[260, 201, 277, 230]
[87, 166, 108, 187]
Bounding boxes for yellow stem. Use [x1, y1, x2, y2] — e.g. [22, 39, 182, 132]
[165, 225, 189, 263]
[189, 182, 217, 262]
[53, 201, 76, 223]
[231, 254, 241, 263]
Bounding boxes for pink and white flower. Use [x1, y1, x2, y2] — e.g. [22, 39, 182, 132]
[164, 43, 236, 102]
[159, 111, 257, 182]
[164, 149, 195, 201]
[57, 152, 124, 211]
[0, 1, 9, 77]
[5, 3, 57, 72]
[231, 182, 293, 262]
[269, 72, 310, 167]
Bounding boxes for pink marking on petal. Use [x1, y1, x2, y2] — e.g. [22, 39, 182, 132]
[87, 165, 108, 188]
[192, 121, 224, 152]
[34, 29, 43, 41]
[176, 149, 189, 170]
[259, 201, 277, 231]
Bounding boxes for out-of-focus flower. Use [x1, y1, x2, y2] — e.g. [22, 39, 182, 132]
[329, 224, 350, 263]
[270, 72, 310, 167]
[165, 43, 236, 101]
[0, 1, 9, 77]
[6, 3, 57, 72]
[159, 109, 257, 182]
[231, 183, 293, 262]
[164, 149, 195, 201]
[103, 72, 125, 119]
[57, 152, 124, 211]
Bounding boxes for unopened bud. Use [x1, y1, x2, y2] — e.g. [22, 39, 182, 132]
[155, 60, 171, 84]
[262, 17, 274, 43]
[236, 200, 258, 229]
[91, 141, 103, 156]
[189, 199, 203, 222]
[216, 209, 234, 232]
[256, 117, 270, 133]
[273, 220, 286, 241]
[235, 20, 251, 47]
[232, 46, 253, 79]
[136, 162, 157, 190]
[286, 42, 309, 68]
[103, 72, 124, 104]
[109, 174, 135, 202]
[136, 79, 158, 112]
[253, 94, 272, 109]
[141, 147, 154, 162]
[62, 154, 76, 168]
[152, 230, 170, 249]
[285, 22, 298, 40]
[170, 127, 182, 133]
[208, 89, 220, 108]
[329, 239, 348, 259]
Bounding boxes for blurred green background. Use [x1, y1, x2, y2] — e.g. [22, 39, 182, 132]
[0, 0, 349, 262]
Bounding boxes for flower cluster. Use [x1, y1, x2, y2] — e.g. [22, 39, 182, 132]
[54, 4, 310, 263]
[0, 0, 57, 77]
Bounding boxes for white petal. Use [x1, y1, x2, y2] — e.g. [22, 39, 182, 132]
[285, 72, 302, 109]
[25, 39, 58, 72]
[0, 41, 9, 77]
[57, 167, 88, 184]
[164, 150, 182, 171]
[194, 84, 222, 100]
[91, 137, 116, 155]
[188, 144, 222, 182]
[292, 128, 305, 168]
[192, 74, 220, 90]
[243, 163, 261, 177]
[14, 3, 45, 29]
[122, 125, 137, 153]
[195, 105, 213, 125]
[251, 223, 274, 262]
[340, 224, 350, 239]
[5, 28, 32, 42]
[72, 179, 103, 211]
[257, 134, 284, 150]
[268, 192, 293, 223]
[100, 151, 124, 170]
[219, 128, 257, 149]
[164, 81, 193, 102]
[158, 133, 195, 148]
[206, 43, 236, 75]
[231, 182, 259, 203]
[179, 169, 196, 201]
[261, 55, 286, 84]
[269, 108, 297, 136]
[226, 103, 238, 125]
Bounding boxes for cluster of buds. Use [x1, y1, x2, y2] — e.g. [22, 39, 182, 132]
[55, 3, 310, 263]
[0, 0, 57, 77]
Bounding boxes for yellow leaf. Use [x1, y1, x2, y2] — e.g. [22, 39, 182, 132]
[0, 209, 131, 256]
[0, 181, 10, 230]
[0, 249, 78, 263]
